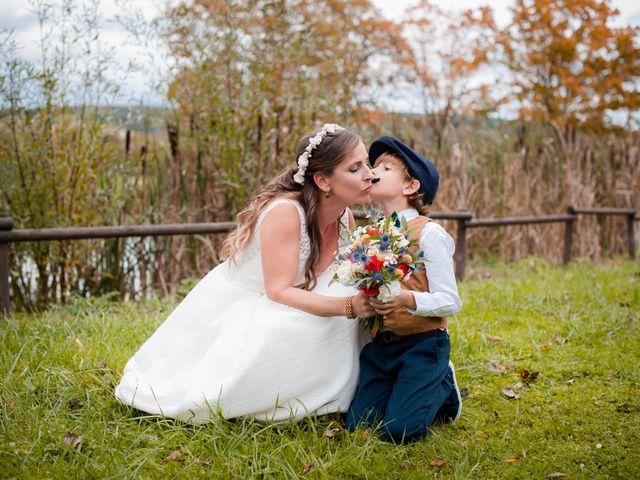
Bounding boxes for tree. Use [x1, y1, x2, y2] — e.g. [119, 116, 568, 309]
[161, 0, 409, 217]
[402, 1, 498, 149]
[500, 0, 640, 132]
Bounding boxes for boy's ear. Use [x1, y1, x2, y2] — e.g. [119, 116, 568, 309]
[313, 172, 331, 194]
[403, 178, 421, 196]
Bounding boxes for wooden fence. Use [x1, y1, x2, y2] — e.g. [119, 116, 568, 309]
[0, 207, 637, 315]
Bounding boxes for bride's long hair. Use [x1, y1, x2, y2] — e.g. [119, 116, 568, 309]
[220, 127, 361, 290]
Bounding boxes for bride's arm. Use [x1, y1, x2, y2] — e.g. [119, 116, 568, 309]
[260, 204, 373, 318]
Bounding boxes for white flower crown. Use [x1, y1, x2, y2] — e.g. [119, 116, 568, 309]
[293, 123, 344, 185]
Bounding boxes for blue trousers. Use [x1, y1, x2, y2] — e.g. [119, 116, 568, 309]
[346, 329, 453, 443]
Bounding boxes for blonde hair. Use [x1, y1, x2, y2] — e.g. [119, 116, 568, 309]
[375, 152, 431, 216]
[220, 127, 361, 289]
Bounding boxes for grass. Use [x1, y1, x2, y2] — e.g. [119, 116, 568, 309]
[1, 257, 639, 479]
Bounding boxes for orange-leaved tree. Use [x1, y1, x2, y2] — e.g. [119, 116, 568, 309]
[499, 0, 640, 133]
[402, 1, 498, 149]
[160, 0, 408, 218]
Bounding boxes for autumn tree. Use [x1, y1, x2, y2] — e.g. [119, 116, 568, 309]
[160, 0, 408, 219]
[401, 1, 498, 149]
[499, 0, 640, 133]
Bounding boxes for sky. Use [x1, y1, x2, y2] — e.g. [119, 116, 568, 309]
[1, 0, 639, 109]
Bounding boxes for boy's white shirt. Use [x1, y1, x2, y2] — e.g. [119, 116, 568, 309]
[399, 208, 462, 317]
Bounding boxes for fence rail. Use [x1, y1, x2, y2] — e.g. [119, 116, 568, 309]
[0, 205, 636, 315]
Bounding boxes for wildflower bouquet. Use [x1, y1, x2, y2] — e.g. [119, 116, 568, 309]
[331, 212, 426, 332]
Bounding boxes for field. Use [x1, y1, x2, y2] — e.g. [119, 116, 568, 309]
[1, 258, 639, 479]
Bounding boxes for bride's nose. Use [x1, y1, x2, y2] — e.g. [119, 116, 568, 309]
[364, 165, 375, 182]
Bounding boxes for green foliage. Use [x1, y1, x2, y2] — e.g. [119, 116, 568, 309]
[1, 260, 638, 478]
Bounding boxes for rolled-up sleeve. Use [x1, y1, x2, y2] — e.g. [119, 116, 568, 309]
[409, 222, 462, 317]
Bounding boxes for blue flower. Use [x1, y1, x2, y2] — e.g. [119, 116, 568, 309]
[373, 272, 384, 282]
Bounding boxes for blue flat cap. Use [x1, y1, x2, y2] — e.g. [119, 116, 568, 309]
[369, 136, 440, 205]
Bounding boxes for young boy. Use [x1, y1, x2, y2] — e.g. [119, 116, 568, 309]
[346, 136, 462, 444]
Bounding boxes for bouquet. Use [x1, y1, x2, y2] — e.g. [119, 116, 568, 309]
[330, 212, 427, 331]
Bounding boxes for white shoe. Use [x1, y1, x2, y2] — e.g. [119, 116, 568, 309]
[448, 360, 462, 421]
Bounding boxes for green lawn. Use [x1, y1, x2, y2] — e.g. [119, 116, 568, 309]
[1, 258, 639, 479]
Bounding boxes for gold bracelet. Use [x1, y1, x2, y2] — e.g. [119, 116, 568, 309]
[344, 296, 356, 319]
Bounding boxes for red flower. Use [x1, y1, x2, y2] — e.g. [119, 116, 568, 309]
[360, 284, 380, 297]
[368, 229, 381, 235]
[364, 256, 384, 272]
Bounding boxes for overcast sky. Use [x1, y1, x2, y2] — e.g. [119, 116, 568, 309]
[1, 0, 639, 108]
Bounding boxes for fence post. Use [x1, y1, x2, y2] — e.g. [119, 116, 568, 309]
[0, 213, 13, 316]
[455, 209, 470, 281]
[563, 205, 575, 264]
[627, 212, 636, 260]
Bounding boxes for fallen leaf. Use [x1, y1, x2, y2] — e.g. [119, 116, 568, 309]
[460, 387, 469, 398]
[501, 388, 521, 400]
[302, 463, 314, 475]
[566, 379, 575, 385]
[325, 428, 343, 439]
[198, 460, 212, 467]
[486, 335, 503, 342]
[62, 432, 83, 449]
[361, 427, 371, 439]
[505, 455, 519, 463]
[164, 450, 184, 464]
[399, 462, 414, 469]
[536, 342, 551, 350]
[520, 369, 540, 382]
[548, 473, 568, 478]
[488, 360, 506, 373]
[429, 459, 446, 468]
[458, 439, 467, 447]
[68, 400, 84, 410]
[512, 382, 523, 390]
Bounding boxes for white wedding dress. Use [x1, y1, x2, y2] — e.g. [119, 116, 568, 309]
[115, 198, 365, 423]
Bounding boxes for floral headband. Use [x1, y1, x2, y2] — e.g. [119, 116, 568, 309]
[293, 123, 344, 185]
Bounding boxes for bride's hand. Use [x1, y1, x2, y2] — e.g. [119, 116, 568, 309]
[351, 293, 376, 318]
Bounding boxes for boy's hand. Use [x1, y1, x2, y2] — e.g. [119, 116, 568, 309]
[352, 292, 377, 318]
[369, 290, 416, 315]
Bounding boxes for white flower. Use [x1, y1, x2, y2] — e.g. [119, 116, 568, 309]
[398, 236, 409, 248]
[293, 123, 344, 185]
[377, 280, 400, 302]
[337, 262, 356, 285]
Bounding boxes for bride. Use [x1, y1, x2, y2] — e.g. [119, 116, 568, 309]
[115, 124, 376, 423]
